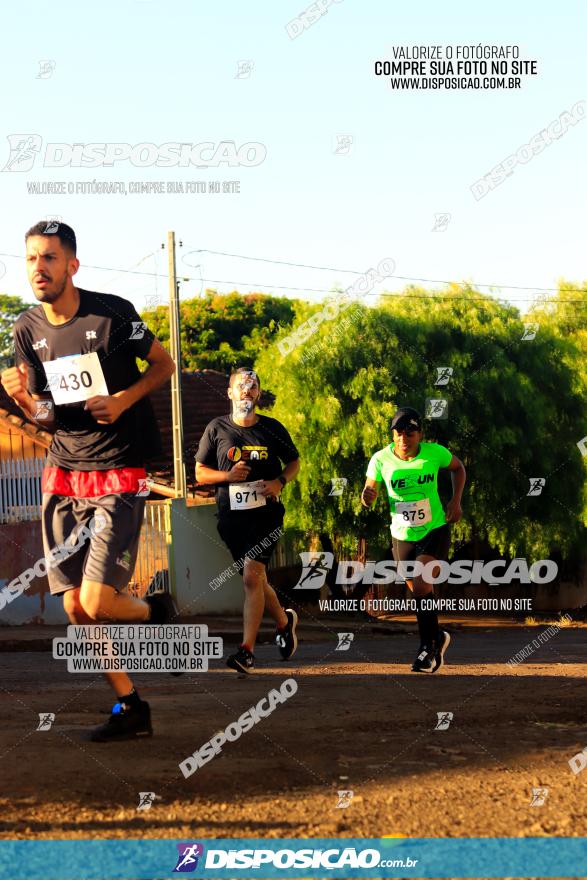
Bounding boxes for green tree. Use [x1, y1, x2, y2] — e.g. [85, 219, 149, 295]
[0, 294, 30, 370]
[142, 290, 297, 372]
[526, 281, 587, 527]
[256, 284, 586, 563]
[526, 281, 587, 395]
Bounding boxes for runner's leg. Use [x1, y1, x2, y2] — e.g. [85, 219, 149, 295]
[242, 558, 266, 650]
[45, 497, 146, 711]
[242, 560, 289, 646]
[392, 535, 431, 644]
[78, 579, 149, 622]
[62, 587, 135, 698]
[392, 534, 442, 669]
[412, 553, 441, 645]
[262, 579, 288, 629]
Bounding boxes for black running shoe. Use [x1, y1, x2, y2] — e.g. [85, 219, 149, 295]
[275, 608, 298, 660]
[431, 630, 451, 673]
[90, 699, 152, 742]
[226, 646, 255, 674]
[411, 643, 435, 673]
[145, 589, 179, 624]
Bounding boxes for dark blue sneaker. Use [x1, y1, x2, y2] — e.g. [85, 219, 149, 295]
[90, 699, 152, 742]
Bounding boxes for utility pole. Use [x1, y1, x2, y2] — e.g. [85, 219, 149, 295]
[167, 231, 186, 498]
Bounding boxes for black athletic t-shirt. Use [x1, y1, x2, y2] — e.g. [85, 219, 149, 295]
[195, 413, 299, 517]
[13, 288, 162, 469]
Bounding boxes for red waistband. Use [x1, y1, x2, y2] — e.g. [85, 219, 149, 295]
[42, 467, 148, 497]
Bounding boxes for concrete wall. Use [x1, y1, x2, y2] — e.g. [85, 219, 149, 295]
[0, 520, 67, 624]
[170, 499, 243, 615]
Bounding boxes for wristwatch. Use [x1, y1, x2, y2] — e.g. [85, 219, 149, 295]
[277, 474, 287, 488]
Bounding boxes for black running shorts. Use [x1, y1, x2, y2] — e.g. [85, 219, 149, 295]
[391, 523, 450, 565]
[41, 492, 146, 595]
[216, 503, 285, 569]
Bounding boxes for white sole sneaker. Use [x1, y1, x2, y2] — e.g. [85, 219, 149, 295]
[432, 631, 451, 672]
[277, 608, 299, 660]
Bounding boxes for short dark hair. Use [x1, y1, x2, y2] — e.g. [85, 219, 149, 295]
[25, 220, 77, 255]
[229, 367, 261, 387]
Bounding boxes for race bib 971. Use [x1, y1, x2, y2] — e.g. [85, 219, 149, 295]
[229, 480, 267, 511]
[392, 498, 432, 528]
[43, 352, 109, 405]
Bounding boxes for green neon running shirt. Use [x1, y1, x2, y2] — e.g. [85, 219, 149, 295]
[366, 441, 453, 540]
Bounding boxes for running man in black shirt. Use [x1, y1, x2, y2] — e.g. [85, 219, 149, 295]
[1, 221, 176, 740]
[196, 368, 300, 673]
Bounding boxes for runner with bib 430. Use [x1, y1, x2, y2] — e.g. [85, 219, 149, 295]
[1, 221, 176, 741]
[361, 407, 466, 673]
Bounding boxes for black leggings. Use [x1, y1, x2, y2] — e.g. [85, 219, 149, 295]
[391, 523, 450, 565]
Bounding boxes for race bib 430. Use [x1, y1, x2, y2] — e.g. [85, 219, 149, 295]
[43, 352, 109, 405]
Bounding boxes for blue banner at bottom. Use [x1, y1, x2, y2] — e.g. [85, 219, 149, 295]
[0, 837, 586, 879]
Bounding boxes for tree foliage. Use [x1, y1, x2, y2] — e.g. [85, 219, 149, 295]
[527, 281, 587, 526]
[0, 294, 30, 369]
[255, 284, 586, 560]
[142, 290, 297, 372]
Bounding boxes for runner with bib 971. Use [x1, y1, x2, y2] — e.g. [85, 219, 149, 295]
[195, 368, 300, 674]
[361, 407, 466, 673]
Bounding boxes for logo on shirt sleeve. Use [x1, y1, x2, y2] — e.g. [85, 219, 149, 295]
[130, 321, 147, 340]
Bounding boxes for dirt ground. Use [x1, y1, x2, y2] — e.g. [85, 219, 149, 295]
[0, 616, 586, 850]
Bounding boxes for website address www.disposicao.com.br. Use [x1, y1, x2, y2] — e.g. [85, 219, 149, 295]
[200, 846, 418, 871]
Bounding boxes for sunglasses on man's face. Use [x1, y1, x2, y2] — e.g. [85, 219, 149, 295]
[394, 426, 418, 436]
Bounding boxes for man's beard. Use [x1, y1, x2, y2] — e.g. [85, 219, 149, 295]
[33, 273, 68, 304]
[233, 398, 255, 415]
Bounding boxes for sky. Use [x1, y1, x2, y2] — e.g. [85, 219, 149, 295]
[0, 0, 585, 315]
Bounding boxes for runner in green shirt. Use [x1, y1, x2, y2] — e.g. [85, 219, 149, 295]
[361, 407, 466, 672]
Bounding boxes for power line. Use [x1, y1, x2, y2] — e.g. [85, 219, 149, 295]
[182, 249, 369, 275]
[185, 248, 587, 296]
[0, 252, 164, 279]
[190, 276, 585, 304]
[1, 250, 585, 302]
[101, 249, 159, 291]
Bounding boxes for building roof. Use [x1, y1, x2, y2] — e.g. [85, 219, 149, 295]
[0, 385, 53, 451]
[149, 370, 229, 493]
